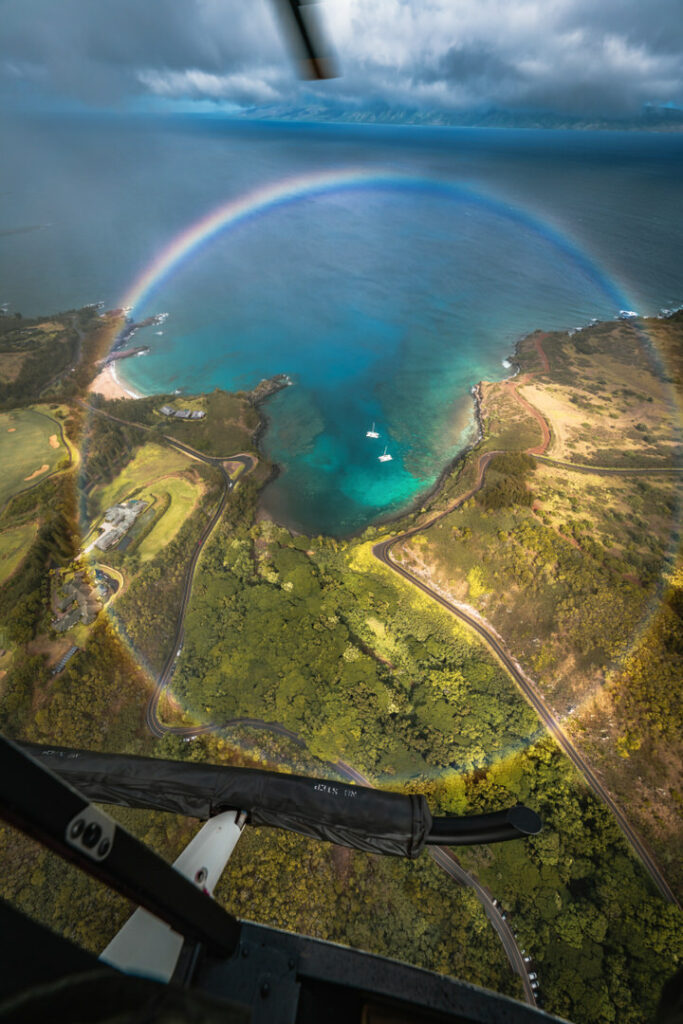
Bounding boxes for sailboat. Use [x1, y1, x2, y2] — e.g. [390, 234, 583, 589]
[378, 446, 392, 463]
[366, 422, 379, 439]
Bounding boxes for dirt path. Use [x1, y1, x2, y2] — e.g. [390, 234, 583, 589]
[502, 379, 551, 455]
[533, 332, 551, 373]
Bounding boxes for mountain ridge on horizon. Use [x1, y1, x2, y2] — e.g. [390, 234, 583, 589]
[229, 101, 683, 133]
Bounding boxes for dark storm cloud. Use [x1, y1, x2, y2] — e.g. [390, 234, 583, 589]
[561, 0, 683, 57]
[419, 46, 521, 88]
[0, 0, 286, 104]
[1, 0, 682, 116]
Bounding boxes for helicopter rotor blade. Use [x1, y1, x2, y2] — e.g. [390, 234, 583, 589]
[275, 0, 339, 80]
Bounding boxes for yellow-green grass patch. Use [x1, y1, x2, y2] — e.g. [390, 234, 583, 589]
[0, 521, 39, 585]
[163, 390, 258, 458]
[478, 381, 543, 454]
[91, 442, 191, 516]
[0, 408, 67, 507]
[0, 351, 28, 384]
[137, 477, 202, 562]
[225, 460, 247, 481]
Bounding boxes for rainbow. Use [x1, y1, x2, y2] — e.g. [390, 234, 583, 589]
[120, 167, 626, 315]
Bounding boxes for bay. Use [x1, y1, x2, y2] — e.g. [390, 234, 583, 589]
[1, 115, 681, 534]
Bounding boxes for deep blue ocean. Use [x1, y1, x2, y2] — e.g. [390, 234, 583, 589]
[2, 116, 682, 535]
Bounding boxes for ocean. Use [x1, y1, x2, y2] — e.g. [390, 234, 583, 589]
[2, 115, 682, 535]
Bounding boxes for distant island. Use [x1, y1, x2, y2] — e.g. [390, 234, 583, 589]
[234, 102, 683, 133]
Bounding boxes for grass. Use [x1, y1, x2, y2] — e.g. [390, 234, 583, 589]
[90, 442, 192, 517]
[163, 391, 258, 457]
[0, 522, 39, 585]
[0, 408, 67, 507]
[0, 351, 27, 384]
[137, 477, 201, 562]
[397, 314, 683, 901]
[518, 319, 682, 466]
[478, 381, 543, 454]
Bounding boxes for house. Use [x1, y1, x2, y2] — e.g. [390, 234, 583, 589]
[158, 406, 206, 420]
[94, 500, 146, 551]
[53, 608, 81, 633]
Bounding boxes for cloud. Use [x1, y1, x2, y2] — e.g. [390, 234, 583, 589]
[1, 0, 682, 117]
[138, 68, 282, 105]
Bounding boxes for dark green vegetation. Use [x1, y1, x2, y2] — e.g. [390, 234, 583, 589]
[173, 488, 540, 773]
[219, 823, 513, 994]
[96, 386, 262, 458]
[0, 306, 114, 408]
[0, 308, 515, 1002]
[459, 739, 681, 1024]
[475, 452, 536, 511]
[165, 458, 680, 1023]
[0, 305, 680, 1024]
[398, 315, 683, 904]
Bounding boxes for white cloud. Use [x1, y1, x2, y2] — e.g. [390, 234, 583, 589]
[1, 0, 682, 116]
[138, 68, 281, 104]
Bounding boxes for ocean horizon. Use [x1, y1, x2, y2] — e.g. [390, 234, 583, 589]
[2, 115, 682, 535]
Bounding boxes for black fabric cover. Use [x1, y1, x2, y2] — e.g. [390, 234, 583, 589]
[21, 744, 431, 859]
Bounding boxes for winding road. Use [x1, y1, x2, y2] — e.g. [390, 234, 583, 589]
[144, 446, 256, 738]
[335, 759, 537, 1002]
[372, 374, 680, 908]
[84, 378, 680, 1006]
[109, 420, 539, 1002]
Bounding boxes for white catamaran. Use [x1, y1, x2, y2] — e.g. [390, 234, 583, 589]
[378, 446, 392, 463]
[366, 422, 379, 439]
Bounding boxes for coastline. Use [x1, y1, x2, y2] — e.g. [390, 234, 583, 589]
[88, 361, 145, 401]
[367, 382, 485, 540]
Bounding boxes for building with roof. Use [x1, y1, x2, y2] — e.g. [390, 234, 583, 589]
[95, 500, 146, 551]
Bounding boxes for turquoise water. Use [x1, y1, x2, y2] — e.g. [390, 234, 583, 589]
[2, 116, 682, 535]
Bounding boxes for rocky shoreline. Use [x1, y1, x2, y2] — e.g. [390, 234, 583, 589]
[246, 373, 293, 405]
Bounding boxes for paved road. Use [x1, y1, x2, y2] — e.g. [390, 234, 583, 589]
[534, 454, 683, 475]
[83, 395, 679, 1006]
[144, 450, 255, 738]
[86, 403, 537, 1002]
[372, 475, 679, 908]
[335, 760, 537, 1003]
[429, 847, 536, 1002]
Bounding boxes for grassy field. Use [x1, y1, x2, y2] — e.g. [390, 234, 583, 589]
[162, 390, 259, 457]
[0, 522, 39, 585]
[398, 314, 683, 894]
[137, 477, 201, 562]
[89, 442, 193, 517]
[478, 380, 543, 454]
[517, 318, 681, 466]
[0, 408, 67, 507]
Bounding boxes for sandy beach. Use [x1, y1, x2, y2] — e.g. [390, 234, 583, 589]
[88, 361, 144, 401]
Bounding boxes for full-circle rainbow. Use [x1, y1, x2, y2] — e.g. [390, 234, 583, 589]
[120, 167, 626, 315]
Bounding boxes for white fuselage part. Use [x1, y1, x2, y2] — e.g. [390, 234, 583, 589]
[99, 809, 244, 982]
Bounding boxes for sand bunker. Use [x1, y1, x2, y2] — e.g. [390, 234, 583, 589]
[24, 464, 49, 481]
[49, 434, 59, 449]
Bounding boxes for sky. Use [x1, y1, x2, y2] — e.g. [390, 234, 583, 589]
[1, 0, 682, 120]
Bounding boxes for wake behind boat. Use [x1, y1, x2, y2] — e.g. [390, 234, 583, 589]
[366, 422, 379, 439]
